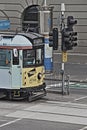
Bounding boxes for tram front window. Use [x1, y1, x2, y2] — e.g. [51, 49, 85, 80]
[23, 48, 43, 67]
[23, 50, 35, 67]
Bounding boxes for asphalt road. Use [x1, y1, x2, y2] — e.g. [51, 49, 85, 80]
[0, 87, 87, 130]
[0, 118, 84, 130]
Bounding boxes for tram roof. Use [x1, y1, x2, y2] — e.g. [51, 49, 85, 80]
[0, 32, 43, 49]
[18, 32, 43, 40]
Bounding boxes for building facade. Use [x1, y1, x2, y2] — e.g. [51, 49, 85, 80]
[0, 0, 87, 53]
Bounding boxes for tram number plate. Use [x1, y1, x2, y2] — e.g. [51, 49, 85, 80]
[62, 51, 67, 62]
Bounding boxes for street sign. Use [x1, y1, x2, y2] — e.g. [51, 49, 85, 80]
[0, 20, 10, 30]
[62, 51, 67, 62]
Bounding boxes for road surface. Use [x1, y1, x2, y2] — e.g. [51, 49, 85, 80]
[0, 88, 87, 130]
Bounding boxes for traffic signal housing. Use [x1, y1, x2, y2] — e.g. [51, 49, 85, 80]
[49, 28, 58, 50]
[61, 27, 77, 51]
[67, 16, 77, 31]
[61, 16, 78, 51]
[70, 31, 77, 47]
[61, 28, 72, 51]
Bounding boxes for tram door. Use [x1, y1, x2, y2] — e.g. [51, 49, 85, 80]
[11, 49, 21, 89]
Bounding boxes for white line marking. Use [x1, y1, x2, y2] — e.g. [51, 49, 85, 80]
[46, 82, 75, 88]
[79, 126, 87, 130]
[0, 118, 21, 128]
[46, 83, 61, 88]
[54, 52, 87, 56]
[74, 96, 87, 101]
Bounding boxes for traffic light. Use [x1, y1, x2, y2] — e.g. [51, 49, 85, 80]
[67, 16, 78, 48]
[61, 28, 73, 51]
[49, 28, 58, 50]
[70, 31, 77, 47]
[49, 31, 53, 47]
[61, 16, 78, 51]
[67, 16, 77, 31]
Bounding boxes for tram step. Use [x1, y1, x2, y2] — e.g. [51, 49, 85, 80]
[0, 92, 6, 98]
[28, 91, 46, 102]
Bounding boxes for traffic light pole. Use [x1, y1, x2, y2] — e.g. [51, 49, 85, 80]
[61, 61, 65, 95]
[61, 3, 66, 95]
[60, 4, 77, 95]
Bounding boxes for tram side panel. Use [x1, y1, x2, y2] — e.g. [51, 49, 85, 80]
[0, 68, 11, 89]
[0, 50, 12, 90]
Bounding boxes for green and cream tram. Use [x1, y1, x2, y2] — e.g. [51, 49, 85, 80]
[0, 33, 46, 101]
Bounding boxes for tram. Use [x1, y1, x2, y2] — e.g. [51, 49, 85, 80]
[0, 32, 46, 101]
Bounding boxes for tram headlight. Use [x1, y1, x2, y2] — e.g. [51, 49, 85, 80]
[38, 72, 42, 80]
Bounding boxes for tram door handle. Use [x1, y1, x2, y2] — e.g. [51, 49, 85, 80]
[8, 70, 11, 75]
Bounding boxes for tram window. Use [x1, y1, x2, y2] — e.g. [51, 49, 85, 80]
[0, 53, 6, 66]
[36, 49, 42, 64]
[0, 50, 11, 67]
[23, 48, 43, 67]
[23, 50, 35, 67]
[13, 50, 19, 65]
